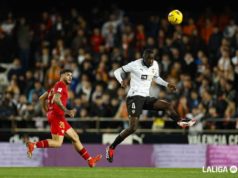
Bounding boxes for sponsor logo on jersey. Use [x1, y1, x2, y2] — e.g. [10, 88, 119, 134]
[141, 75, 147, 80]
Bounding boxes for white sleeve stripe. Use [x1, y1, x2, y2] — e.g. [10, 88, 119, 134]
[154, 77, 168, 87]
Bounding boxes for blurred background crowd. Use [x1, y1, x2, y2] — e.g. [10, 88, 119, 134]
[0, 3, 238, 131]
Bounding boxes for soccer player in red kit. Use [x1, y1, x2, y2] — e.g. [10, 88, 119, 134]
[26, 69, 102, 167]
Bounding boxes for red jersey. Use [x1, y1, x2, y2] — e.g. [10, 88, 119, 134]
[47, 81, 68, 116]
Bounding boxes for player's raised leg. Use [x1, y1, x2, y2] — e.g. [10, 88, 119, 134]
[65, 128, 102, 167]
[152, 99, 196, 127]
[26, 134, 64, 158]
[27, 117, 69, 158]
[106, 116, 138, 162]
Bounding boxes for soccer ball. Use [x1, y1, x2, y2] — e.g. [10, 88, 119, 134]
[168, 9, 183, 25]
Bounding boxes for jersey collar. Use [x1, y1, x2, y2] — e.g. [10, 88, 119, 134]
[142, 58, 151, 68]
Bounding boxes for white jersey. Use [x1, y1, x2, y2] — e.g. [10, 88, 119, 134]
[114, 58, 168, 97]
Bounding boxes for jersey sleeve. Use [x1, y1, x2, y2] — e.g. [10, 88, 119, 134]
[121, 61, 135, 73]
[154, 61, 159, 78]
[54, 82, 65, 95]
[153, 62, 168, 87]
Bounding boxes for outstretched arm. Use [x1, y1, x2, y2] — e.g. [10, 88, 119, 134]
[154, 62, 176, 91]
[154, 76, 168, 87]
[154, 77, 176, 91]
[39, 91, 48, 113]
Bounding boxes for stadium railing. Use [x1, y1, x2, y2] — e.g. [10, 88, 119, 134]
[0, 117, 237, 133]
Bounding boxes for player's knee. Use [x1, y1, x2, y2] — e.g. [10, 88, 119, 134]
[71, 133, 79, 143]
[160, 102, 172, 110]
[129, 125, 137, 133]
[54, 141, 63, 148]
[131, 127, 137, 133]
[168, 103, 174, 110]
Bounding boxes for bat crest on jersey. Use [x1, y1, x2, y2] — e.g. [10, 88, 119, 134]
[59, 121, 65, 129]
[141, 75, 148, 80]
[57, 88, 62, 92]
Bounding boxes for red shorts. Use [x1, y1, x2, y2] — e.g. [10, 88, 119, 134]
[47, 111, 71, 136]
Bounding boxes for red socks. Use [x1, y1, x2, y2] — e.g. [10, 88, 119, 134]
[35, 141, 90, 161]
[36, 140, 49, 148]
[78, 148, 90, 160]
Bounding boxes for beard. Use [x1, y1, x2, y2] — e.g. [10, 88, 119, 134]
[65, 80, 71, 85]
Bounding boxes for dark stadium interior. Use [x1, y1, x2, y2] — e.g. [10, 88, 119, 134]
[0, 0, 238, 140]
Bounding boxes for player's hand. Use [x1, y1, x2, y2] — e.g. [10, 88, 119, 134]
[66, 109, 77, 118]
[167, 83, 176, 91]
[121, 80, 127, 88]
[70, 109, 77, 118]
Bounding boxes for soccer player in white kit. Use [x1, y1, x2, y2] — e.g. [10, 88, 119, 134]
[106, 49, 196, 163]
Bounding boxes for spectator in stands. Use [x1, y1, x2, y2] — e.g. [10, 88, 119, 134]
[101, 10, 123, 41]
[188, 90, 200, 110]
[92, 84, 104, 103]
[160, 53, 172, 74]
[90, 28, 104, 53]
[208, 26, 223, 62]
[90, 96, 105, 117]
[218, 47, 232, 79]
[223, 19, 237, 39]
[204, 106, 219, 130]
[28, 80, 45, 104]
[231, 49, 238, 87]
[182, 52, 197, 78]
[177, 96, 190, 118]
[70, 62, 80, 92]
[71, 29, 88, 54]
[6, 75, 20, 99]
[183, 18, 197, 36]
[7, 58, 24, 81]
[95, 61, 109, 83]
[106, 79, 119, 97]
[0, 6, 238, 131]
[0, 91, 17, 119]
[201, 90, 216, 114]
[17, 95, 35, 124]
[17, 17, 31, 71]
[135, 24, 146, 51]
[109, 97, 120, 117]
[200, 18, 214, 44]
[45, 59, 60, 88]
[35, 47, 50, 70]
[101, 93, 112, 117]
[76, 79, 93, 102]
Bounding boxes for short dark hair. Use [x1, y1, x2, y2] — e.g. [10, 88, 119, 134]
[143, 49, 154, 59]
[60, 69, 72, 75]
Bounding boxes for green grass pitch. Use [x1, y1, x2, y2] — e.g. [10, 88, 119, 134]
[0, 167, 237, 178]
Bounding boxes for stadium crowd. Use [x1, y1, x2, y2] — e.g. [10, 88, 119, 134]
[0, 5, 238, 131]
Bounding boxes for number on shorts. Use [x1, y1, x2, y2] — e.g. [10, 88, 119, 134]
[132, 102, 136, 109]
